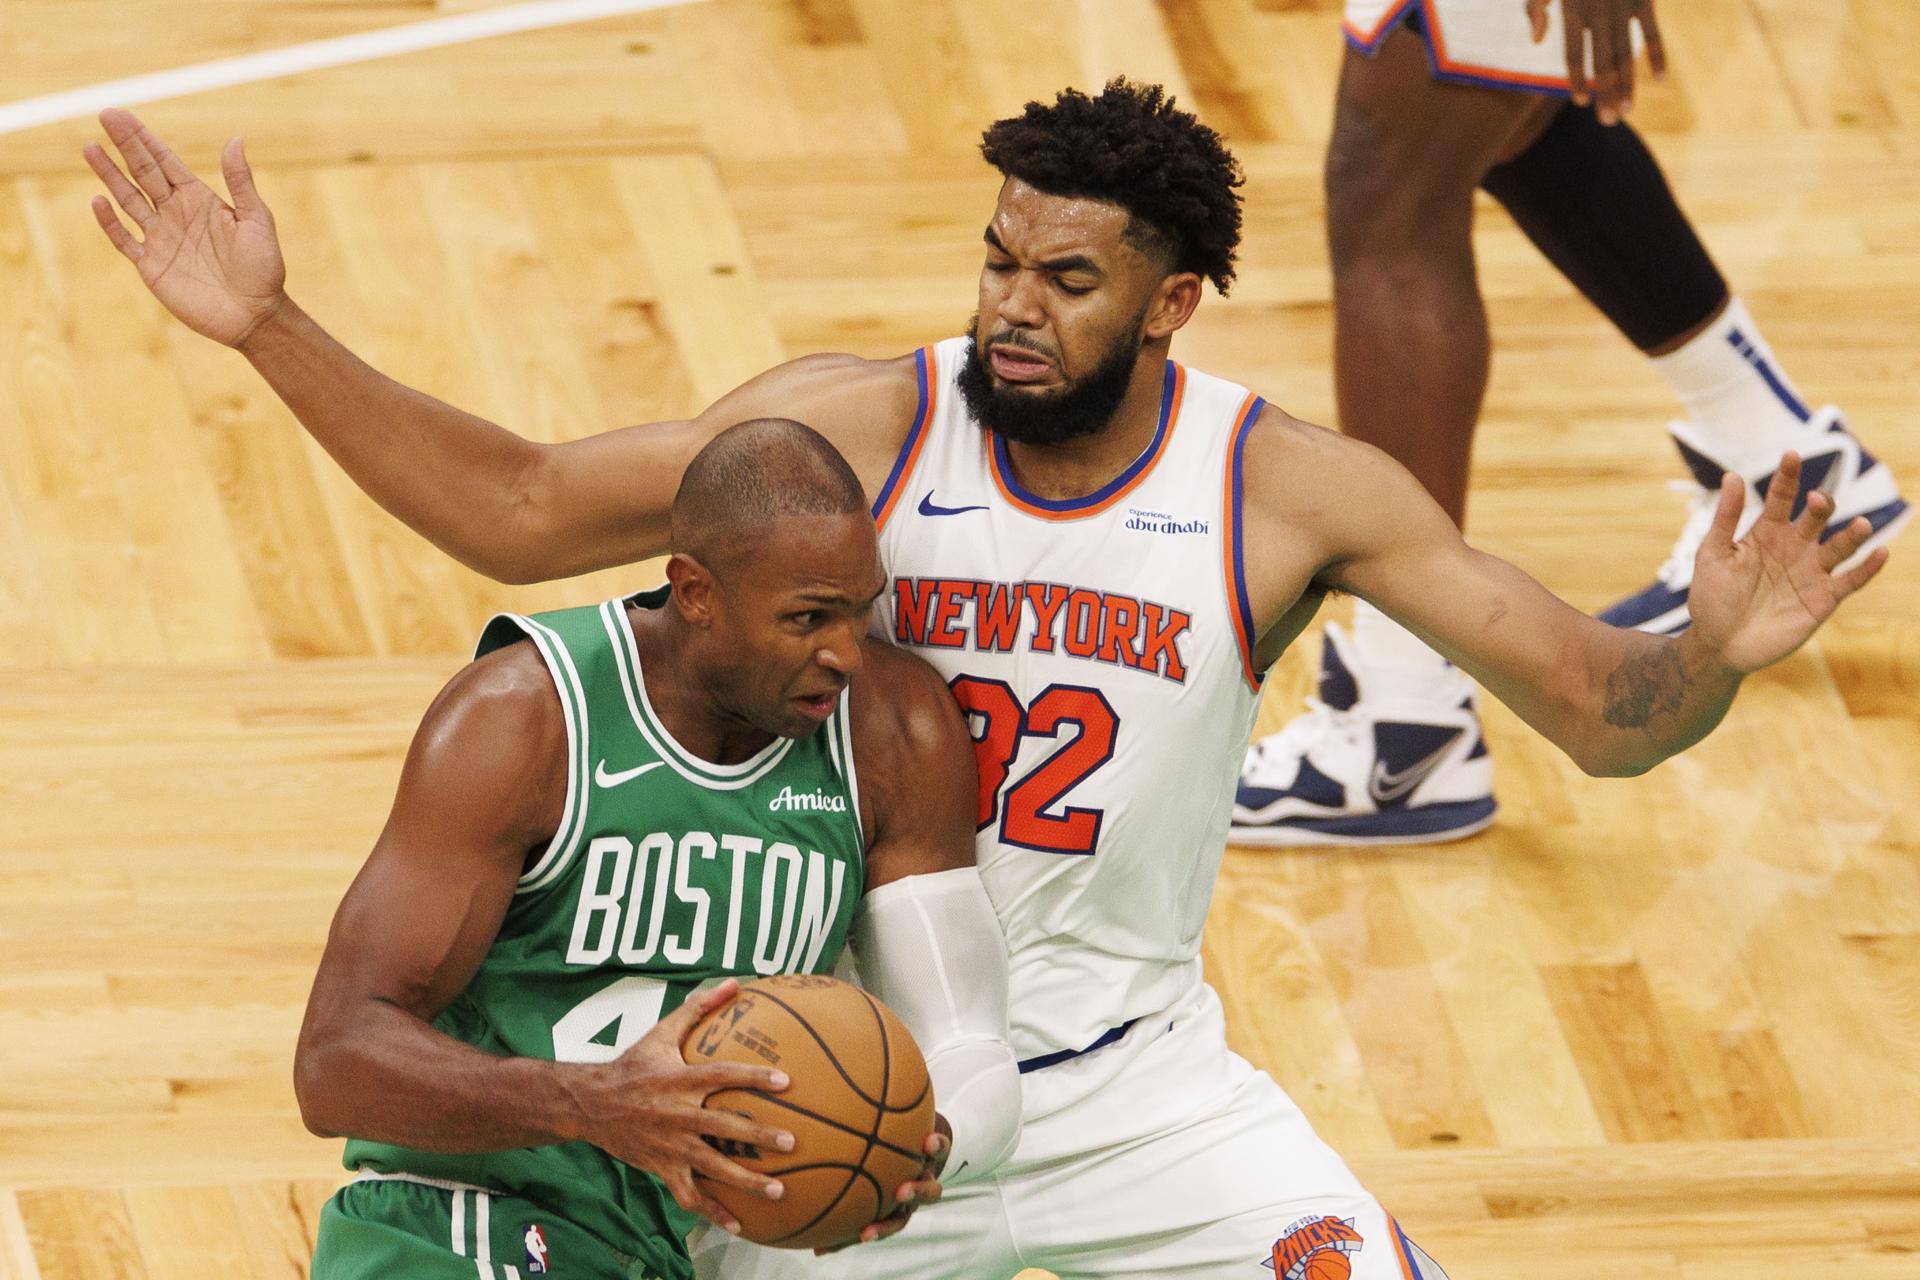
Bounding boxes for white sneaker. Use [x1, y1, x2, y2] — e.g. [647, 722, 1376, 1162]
[1230, 623, 1496, 848]
[1600, 408, 1909, 634]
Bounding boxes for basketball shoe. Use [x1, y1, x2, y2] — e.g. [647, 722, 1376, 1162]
[1601, 409, 1909, 634]
[1230, 623, 1496, 847]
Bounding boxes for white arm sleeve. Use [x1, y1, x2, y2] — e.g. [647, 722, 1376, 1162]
[852, 866, 1021, 1185]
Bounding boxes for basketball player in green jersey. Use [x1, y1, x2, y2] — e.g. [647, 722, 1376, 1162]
[294, 420, 1022, 1280]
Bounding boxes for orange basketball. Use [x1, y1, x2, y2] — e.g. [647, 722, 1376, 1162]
[681, 974, 935, 1250]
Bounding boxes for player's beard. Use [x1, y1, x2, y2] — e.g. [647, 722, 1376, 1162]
[957, 313, 1145, 447]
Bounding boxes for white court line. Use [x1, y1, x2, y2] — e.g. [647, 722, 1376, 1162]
[0, 0, 701, 136]
[0, 1190, 44, 1280]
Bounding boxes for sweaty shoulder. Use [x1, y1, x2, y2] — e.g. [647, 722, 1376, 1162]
[404, 639, 570, 858]
[846, 640, 971, 781]
[845, 641, 978, 882]
[701, 352, 927, 498]
[1235, 402, 1415, 578]
[1228, 403, 1440, 658]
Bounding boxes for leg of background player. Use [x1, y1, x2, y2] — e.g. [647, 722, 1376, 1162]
[1480, 103, 1909, 634]
[1233, 20, 1910, 848]
[1232, 26, 1556, 849]
[1323, 28, 1560, 529]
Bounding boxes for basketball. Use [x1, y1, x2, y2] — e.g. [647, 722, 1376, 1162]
[681, 974, 935, 1250]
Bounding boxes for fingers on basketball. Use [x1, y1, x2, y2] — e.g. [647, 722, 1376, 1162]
[681, 975, 935, 1251]
[665, 1168, 741, 1232]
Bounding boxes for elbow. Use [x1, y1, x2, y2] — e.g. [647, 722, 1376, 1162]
[927, 1037, 1023, 1185]
[414, 526, 550, 585]
[439, 449, 567, 585]
[454, 514, 627, 587]
[292, 1034, 348, 1139]
[468, 553, 547, 588]
[1569, 736, 1661, 779]
[449, 511, 556, 585]
[1554, 687, 1663, 778]
[484, 448, 580, 586]
[1581, 754, 1657, 780]
[449, 534, 580, 586]
[971, 1087, 1023, 1180]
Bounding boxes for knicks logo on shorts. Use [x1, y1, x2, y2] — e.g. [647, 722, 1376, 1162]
[1264, 1215, 1364, 1279]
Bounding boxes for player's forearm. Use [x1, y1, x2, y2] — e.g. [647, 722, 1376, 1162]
[853, 868, 1021, 1183]
[294, 998, 592, 1152]
[236, 299, 557, 582]
[1381, 549, 1746, 779]
[1568, 626, 1744, 777]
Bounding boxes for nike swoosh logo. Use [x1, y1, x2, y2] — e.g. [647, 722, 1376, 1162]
[1367, 733, 1463, 806]
[595, 759, 666, 789]
[918, 492, 989, 517]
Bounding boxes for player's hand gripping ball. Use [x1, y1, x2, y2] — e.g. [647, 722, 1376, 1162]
[681, 974, 936, 1250]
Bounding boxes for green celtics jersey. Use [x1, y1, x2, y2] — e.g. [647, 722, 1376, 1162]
[344, 587, 866, 1280]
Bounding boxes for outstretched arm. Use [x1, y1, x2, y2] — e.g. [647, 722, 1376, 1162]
[229, 306, 898, 581]
[85, 110, 918, 584]
[1246, 417, 1886, 777]
[294, 643, 792, 1230]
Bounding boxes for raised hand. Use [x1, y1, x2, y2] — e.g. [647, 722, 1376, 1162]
[84, 108, 287, 348]
[1686, 453, 1889, 673]
[575, 979, 795, 1234]
[1529, 0, 1666, 125]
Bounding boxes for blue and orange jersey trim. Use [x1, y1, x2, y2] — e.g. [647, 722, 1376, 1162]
[871, 346, 938, 532]
[1345, 0, 1575, 96]
[1342, 0, 1417, 51]
[1221, 392, 1266, 692]
[1418, 0, 1573, 94]
[989, 361, 1185, 520]
[1387, 1216, 1428, 1279]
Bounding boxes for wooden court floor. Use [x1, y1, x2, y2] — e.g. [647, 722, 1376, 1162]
[2, 1, 1918, 1276]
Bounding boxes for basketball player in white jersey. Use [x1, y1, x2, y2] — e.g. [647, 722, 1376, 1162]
[1234, 0, 1907, 846]
[88, 89, 1885, 1278]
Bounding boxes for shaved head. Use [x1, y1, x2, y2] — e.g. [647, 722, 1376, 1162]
[662, 419, 881, 741]
[671, 418, 869, 575]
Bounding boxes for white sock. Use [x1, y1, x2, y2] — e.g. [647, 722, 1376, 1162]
[1651, 296, 1818, 463]
[1350, 599, 1452, 701]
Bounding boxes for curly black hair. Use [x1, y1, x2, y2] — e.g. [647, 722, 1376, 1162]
[979, 78, 1245, 295]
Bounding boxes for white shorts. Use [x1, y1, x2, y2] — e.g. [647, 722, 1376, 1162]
[1343, 0, 1644, 94]
[691, 984, 1445, 1280]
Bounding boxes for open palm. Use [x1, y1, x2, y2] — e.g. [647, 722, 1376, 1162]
[84, 108, 286, 348]
[1687, 453, 1889, 672]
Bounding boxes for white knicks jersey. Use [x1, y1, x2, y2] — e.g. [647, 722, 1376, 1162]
[871, 336, 1270, 1068]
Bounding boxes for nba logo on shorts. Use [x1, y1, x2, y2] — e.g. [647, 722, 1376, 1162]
[1264, 1215, 1364, 1279]
[523, 1223, 550, 1273]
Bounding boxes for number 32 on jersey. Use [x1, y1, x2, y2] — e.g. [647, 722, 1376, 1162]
[949, 676, 1118, 856]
